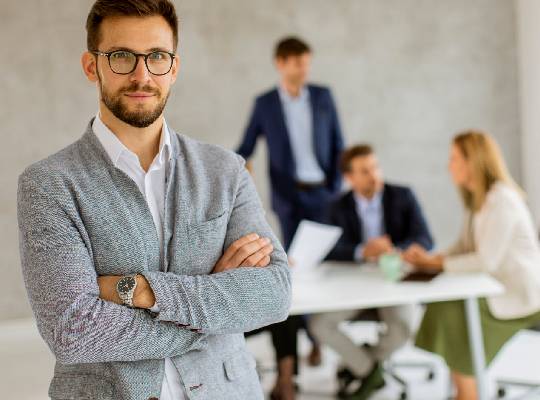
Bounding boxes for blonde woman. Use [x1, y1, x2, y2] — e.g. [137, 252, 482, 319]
[403, 130, 540, 400]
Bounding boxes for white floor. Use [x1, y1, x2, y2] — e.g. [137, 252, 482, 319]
[1, 318, 540, 400]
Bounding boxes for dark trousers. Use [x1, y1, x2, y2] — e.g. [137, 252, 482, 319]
[278, 185, 333, 250]
[245, 316, 302, 371]
[245, 186, 333, 372]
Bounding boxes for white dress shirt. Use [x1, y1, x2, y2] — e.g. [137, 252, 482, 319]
[278, 85, 326, 183]
[353, 190, 385, 261]
[93, 114, 185, 400]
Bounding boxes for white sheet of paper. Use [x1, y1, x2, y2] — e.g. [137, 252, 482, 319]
[287, 220, 343, 275]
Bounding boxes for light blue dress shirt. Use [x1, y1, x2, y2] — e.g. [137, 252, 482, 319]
[278, 86, 326, 183]
[354, 190, 385, 261]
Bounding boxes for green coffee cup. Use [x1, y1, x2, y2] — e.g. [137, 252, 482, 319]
[378, 253, 402, 282]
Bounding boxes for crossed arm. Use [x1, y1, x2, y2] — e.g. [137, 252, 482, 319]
[97, 233, 275, 309]
[98, 165, 291, 334]
[17, 162, 291, 364]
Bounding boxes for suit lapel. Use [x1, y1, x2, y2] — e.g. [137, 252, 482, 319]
[346, 192, 363, 243]
[271, 89, 295, 171]
[271, 89, 287, 133]
[82, 124, 161, 272]
[162, 128, 194, 270]
[308, 85, 324, 167]
[382, 184, 392, 236]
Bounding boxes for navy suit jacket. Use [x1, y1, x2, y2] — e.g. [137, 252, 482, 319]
[326, 183, 434, 261]
[236, 84, 344, 215]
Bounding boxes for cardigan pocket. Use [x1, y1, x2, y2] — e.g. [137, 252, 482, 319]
[223, 349, 257, 381]
[187, 211, 229, 274]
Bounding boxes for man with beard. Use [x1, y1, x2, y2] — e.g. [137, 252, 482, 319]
[16, 1, 291, 399]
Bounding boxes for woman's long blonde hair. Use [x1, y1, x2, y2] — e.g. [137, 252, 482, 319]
[453, 130, 523, 212]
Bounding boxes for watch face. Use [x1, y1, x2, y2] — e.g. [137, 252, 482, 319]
[117, 277, 136, 294]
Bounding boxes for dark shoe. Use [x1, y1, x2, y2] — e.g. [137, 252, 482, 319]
[308, 343, 322, 366]
[336, 367, 360, 398]
[345, 363, 385, 400]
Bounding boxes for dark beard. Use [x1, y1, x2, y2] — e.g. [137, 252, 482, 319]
[98, 75, 169, 128]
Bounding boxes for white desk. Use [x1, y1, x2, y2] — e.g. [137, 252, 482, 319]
[289, 262, 505, 400]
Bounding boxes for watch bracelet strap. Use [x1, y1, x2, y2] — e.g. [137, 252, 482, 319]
[118, 275, 137, 308]
[120, 292, 134, 307]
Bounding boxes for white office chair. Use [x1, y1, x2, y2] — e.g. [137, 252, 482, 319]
[385, 358, 438, 400]
[492, 328, 540, 398]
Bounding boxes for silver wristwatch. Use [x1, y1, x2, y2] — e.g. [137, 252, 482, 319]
[116, 275, 138, 307]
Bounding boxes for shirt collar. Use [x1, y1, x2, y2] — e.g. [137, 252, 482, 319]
[354, 189, 383, 212]
[92, 112, 172, 167]
[278, 84, 309, 103]
[157, 119, 172, 164]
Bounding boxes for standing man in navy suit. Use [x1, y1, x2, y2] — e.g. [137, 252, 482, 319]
[237, 36, 344, 250]
[237, 37, 344, 400]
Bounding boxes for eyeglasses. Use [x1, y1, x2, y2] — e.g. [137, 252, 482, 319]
[91, 50, 176, 76]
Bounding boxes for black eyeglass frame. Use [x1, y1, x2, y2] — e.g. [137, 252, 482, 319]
[90, 49, 176, 76]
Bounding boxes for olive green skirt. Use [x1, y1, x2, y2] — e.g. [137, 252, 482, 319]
[415, 299, 540, 375]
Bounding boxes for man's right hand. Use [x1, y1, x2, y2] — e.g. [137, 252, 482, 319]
[212, 233, 274, 274]
[362, 235, 394, 260]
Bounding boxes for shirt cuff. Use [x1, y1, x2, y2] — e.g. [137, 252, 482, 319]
[149, 302, 160, 313]
[354, 244, 365, 263]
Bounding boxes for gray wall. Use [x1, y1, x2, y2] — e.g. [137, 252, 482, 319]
[0, 0, 520, 321]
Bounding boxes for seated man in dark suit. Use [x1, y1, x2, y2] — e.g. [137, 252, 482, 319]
[311, 144, 434, 400]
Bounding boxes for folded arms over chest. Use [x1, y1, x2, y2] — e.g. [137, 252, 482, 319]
[141, 164, 292, 334]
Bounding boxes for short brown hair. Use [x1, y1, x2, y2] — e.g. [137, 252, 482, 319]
[274, 36, 311, 60]
[340, 144, 375, 173]
[86, 0, 179, 51]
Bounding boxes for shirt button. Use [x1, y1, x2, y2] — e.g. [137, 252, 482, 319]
[148, 397, 159, 400]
